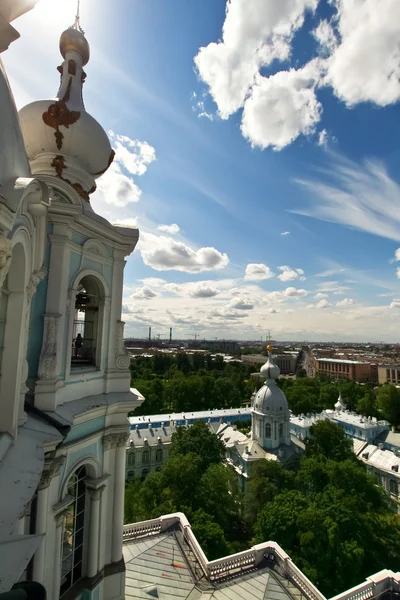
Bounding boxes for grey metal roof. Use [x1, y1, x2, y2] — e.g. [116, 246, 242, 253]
[124, 531, 300, 600]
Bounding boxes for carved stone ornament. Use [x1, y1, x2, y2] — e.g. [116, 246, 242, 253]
[42, 77, 80, 150]
[103, 432, 129, 450]
[38, 314, 61, 380]
[38, 455, 66, 489]
[0, 235, 12, 290]
[115, 320, 130, 370]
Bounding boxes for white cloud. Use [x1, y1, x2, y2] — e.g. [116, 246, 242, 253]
[194, 0, 318, 119]
[241, 62, 322, 150]
[395, 249, 400, 261]
[283, 287, 307, 298]
[336, 298, 355, 307]
[139, 278, 167, 287]
[111, 217, 138, 227]
[109, 131, 156, 176]
[313, 19, 337, 54]
[157, 224, 180, 235]
[397, 267, 400, 280]
[281, 231, 290, 236]
[295, 154, 400, 242]
[139, 233, 229, 274]
[390, 301, 400, 309]
[188, 284, 219, 298]
[277, 265, 306, 281]
[194, 0, 400, 151]
[314, 292, 328, 299]
[245, 263, 275, 280]
[316, 299, 330, 309]
[315, 268, 347, 278]
[131, 286, 159, 300]
[95, 162, 142, 206]
[93, 131, 156, 208]
[316, 280, 351, 294]
[324, 0, 400, 107]
[229, 296, 255, 310]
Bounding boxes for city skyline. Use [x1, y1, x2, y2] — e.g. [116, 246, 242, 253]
[5, 0, 400, 342]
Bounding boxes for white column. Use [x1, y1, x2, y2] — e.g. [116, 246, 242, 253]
[52, 512, 65, 600]
[87, 487, 103, 578]
[111, 436, 127, 563]
[32, 480, 50, 583]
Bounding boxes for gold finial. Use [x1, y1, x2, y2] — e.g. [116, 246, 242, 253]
[267, 344, 273, 353]
[266, 331, 273, 353]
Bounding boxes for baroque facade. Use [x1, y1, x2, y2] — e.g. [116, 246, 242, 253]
[0, 5, 143, 599]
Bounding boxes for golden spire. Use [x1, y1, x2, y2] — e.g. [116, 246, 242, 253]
[266, 331, 273, 353]
[74, 0, 84, 34]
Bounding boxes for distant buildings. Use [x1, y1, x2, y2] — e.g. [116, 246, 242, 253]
[314, 357, 377, 382]
[378, 365, 400, 385]
[241, 351, 299, 374]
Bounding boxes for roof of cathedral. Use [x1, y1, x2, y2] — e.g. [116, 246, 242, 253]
[123, 531, 301, 600]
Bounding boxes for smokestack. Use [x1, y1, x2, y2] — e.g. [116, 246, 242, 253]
[169, 327, 172, 343]
[149, 326, 151, 341]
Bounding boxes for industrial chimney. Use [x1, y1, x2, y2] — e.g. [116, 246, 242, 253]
[169, 327, 172, 343]
[148, 326, 151, 341]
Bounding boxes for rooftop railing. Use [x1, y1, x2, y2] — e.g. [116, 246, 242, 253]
[123, 514, 400, 600]
[123, 513, 325, 600]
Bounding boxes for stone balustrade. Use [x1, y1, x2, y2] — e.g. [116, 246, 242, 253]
[123, 515, 400, 600]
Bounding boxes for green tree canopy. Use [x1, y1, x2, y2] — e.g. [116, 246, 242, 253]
[170, 420, 226, 471]
[377, 384, 400, 426]
[305, 420, 354, 462]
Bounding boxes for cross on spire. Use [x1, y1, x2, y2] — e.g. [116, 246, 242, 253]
[73, 0, 85, 34]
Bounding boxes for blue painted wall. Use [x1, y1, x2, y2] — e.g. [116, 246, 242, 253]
[64, 416, 106, 443]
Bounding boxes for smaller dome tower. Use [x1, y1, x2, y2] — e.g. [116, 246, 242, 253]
[334, 391, 346, 412]
[18, 4, 114, 202]
[251, 345, 291, 449]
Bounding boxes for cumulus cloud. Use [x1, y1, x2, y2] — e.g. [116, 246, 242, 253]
[158, 224, 180, 235]
[316, 299, 330, 309]
[139, 233, 229, 273]
[109, 131, 156, 176]
[284, 287, 307, 297]
[397, 267, 400, 280]
[395, 249, 400, 261]
[281, 231, 290, 236]
[390, 301, 400, 309]
[336, 298, 355, 307]
[94, 131, 156, 207]
[194, 0, 400, 150]
[324, 0, 400, 107]
[194, 0, 317, 119]
[241, 62, 322, 150]
[245, 263, 275, 280]
[277, 265, 306, 281]
[314, 292, 328, 299]
[131, 286, 159, 300]
[229, 296, 255, 310]
[188, 284, 219, 298]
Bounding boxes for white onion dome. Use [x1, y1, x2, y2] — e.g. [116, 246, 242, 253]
[18, 23, 114, 202]
[334, 392, 346, 412]
[253, 347, 289, 417]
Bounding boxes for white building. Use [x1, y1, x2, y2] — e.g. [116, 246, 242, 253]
[290, 393, 390, 444]
[0, 5, 143, 598]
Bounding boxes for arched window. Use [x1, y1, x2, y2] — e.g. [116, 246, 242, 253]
[279, 423, 284, 438]
[71, 276, 103, 369]
[60, 466, 87, 594]
[127, 452, 135, 467]
[155, 448, 163, 463]
[127, 470, 135, 480]
[142, 450, 150, 465]
[265, 423, 271, 438]
[141, 468, 149, 479]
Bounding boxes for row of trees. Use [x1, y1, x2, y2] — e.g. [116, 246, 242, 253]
[130, 353, 400, 426]
[124, 420, 400, 597]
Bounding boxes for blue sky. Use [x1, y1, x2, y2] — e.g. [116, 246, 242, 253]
[5, 0, 400, 341]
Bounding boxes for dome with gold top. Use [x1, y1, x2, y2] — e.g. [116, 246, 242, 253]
[18, 17, 113, 202]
